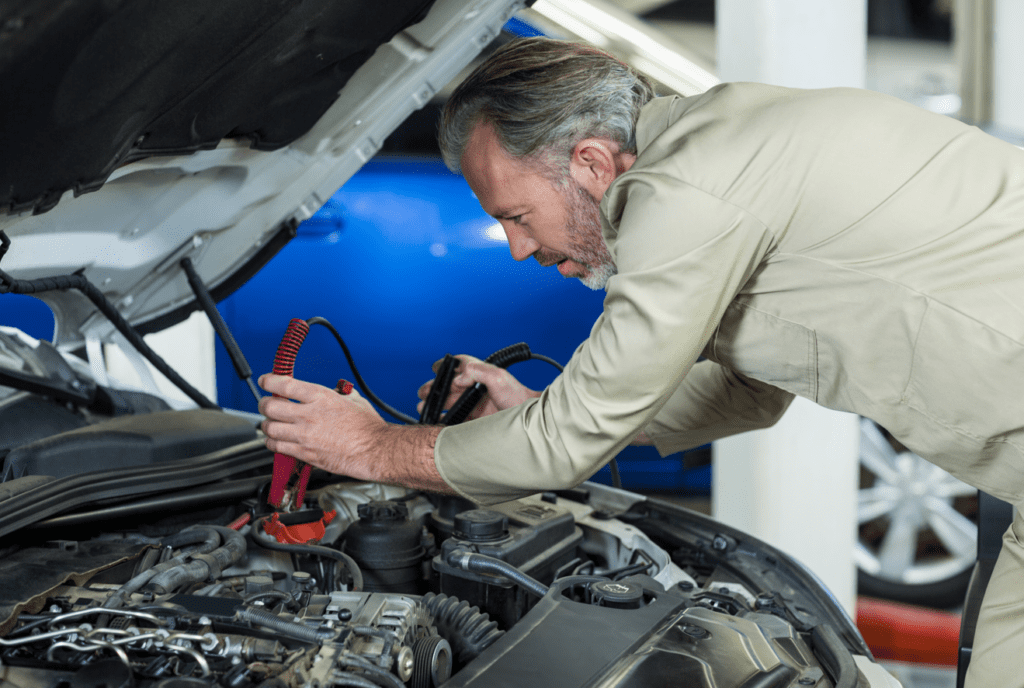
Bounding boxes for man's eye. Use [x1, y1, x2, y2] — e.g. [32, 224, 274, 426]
[511, 215, 524, 225]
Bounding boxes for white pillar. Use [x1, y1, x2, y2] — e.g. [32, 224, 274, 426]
[716, 0, 867, 89]
[992, 0, 1024, 134]
[713, 399, 860, 615]
[713, 0, 866, 616]
[105, 311, 217, 407]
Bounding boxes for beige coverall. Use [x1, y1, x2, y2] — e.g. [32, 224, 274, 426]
[434, 84, 1024, 685]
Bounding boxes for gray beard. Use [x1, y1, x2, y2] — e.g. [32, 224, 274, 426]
[562, 179, 617, 290]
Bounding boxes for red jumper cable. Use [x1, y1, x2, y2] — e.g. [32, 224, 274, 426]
[266, 318, 355, 511]
[267, 318, 310, 510]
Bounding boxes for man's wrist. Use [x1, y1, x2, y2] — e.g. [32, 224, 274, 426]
[371, 424, 453, 494]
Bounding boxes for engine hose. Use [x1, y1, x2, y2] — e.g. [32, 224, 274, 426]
[0, 231, 218, 410]
[147, 526, 246, 594]
[336, 654, 405, 688]
[161, 527, 222, 551]
[421, 592, 504, 667]
[441, 343, 533, 426]
[105, 526, 225, 606]
[236, 605, 335, 643]
[445, 549, 549, 599]
[252, 516, 364, 592]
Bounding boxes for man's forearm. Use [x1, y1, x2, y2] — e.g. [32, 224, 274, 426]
[365, 424, 454, 494]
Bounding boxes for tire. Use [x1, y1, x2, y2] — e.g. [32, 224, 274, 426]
[856, 418, 978, 609]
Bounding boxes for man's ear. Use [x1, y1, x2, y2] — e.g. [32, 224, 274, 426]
[569, 138, 634, 199]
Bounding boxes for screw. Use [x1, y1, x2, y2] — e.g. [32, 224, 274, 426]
[712, 535, 728, 551]
[680, 624, 709, 639]
[798, 679, 816, 686]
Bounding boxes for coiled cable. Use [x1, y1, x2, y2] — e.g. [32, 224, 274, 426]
[441, 343, 533, 426]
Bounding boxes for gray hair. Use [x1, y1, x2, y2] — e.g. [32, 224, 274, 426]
[438, 37, 655, 175]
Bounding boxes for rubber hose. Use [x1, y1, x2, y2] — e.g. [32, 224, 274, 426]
[446, 549, 549, 598]
[161, 527, 221, 552]
[236, 605, 335, 642]
[421, 592, 504, 667]
[148, 526, 246, 594]
[332, 674, 382, 688]
[337, 654, 405, 688]
[107, 526, 223, 605]
[252, 516, 364, 592]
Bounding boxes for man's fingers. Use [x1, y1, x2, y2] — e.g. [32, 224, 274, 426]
[258, 395, 307, 423]
[258, 373, 325, 402]
[417, 380, 433, 400]
[263, 436, 312, 462]
[260, 417, 308, 443]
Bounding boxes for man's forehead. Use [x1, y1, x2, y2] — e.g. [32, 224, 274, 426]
[461, 122, 538, 214]
[462, 121, 515, 173]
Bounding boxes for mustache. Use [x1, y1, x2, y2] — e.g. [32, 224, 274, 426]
[534, 251, 567, 267]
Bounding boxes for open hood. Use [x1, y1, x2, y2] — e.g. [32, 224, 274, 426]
[0, 0, 526, 350]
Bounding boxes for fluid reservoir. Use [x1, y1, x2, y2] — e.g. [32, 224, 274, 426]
[344, 501, 425, 594]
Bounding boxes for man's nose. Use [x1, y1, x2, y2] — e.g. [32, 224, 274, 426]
[504, 225, 539, 262]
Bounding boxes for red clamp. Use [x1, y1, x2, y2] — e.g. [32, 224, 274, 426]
[262, 509, 337, 544]
[270, 378, 354, 509]
[269, 319, 311, 510]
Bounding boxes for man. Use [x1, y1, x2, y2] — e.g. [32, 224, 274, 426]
[259, 38, 1024, 686]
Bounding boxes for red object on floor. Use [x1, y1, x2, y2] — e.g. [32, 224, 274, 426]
[856, 596, 961, 666]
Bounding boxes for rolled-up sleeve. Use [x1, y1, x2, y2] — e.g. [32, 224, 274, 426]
[434, 173, 776, 505]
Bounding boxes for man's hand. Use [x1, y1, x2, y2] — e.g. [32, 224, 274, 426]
[258, 374, 451, 492]
[417, 355, 541, 422]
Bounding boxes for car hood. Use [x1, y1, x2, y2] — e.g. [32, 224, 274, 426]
[0, 0, 524, 350]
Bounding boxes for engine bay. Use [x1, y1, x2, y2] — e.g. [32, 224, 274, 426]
[0, 472, 869, 688]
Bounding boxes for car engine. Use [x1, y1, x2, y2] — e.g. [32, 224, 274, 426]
[0, 472, 873, 688]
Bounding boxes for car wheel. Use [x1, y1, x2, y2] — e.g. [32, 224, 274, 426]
[855, 418, 978, 608]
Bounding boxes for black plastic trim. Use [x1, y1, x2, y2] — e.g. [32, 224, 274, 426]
[633, 496, 873, 659]
[811, 624, 858, 688]
[0, 439, 271, 540]
[25, 475, 268, 530]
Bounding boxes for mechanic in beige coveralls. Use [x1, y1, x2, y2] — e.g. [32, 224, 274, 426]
[259, 38, 1024, 685]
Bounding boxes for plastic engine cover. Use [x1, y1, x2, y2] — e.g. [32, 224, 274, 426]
[446, 577, 831, 688]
